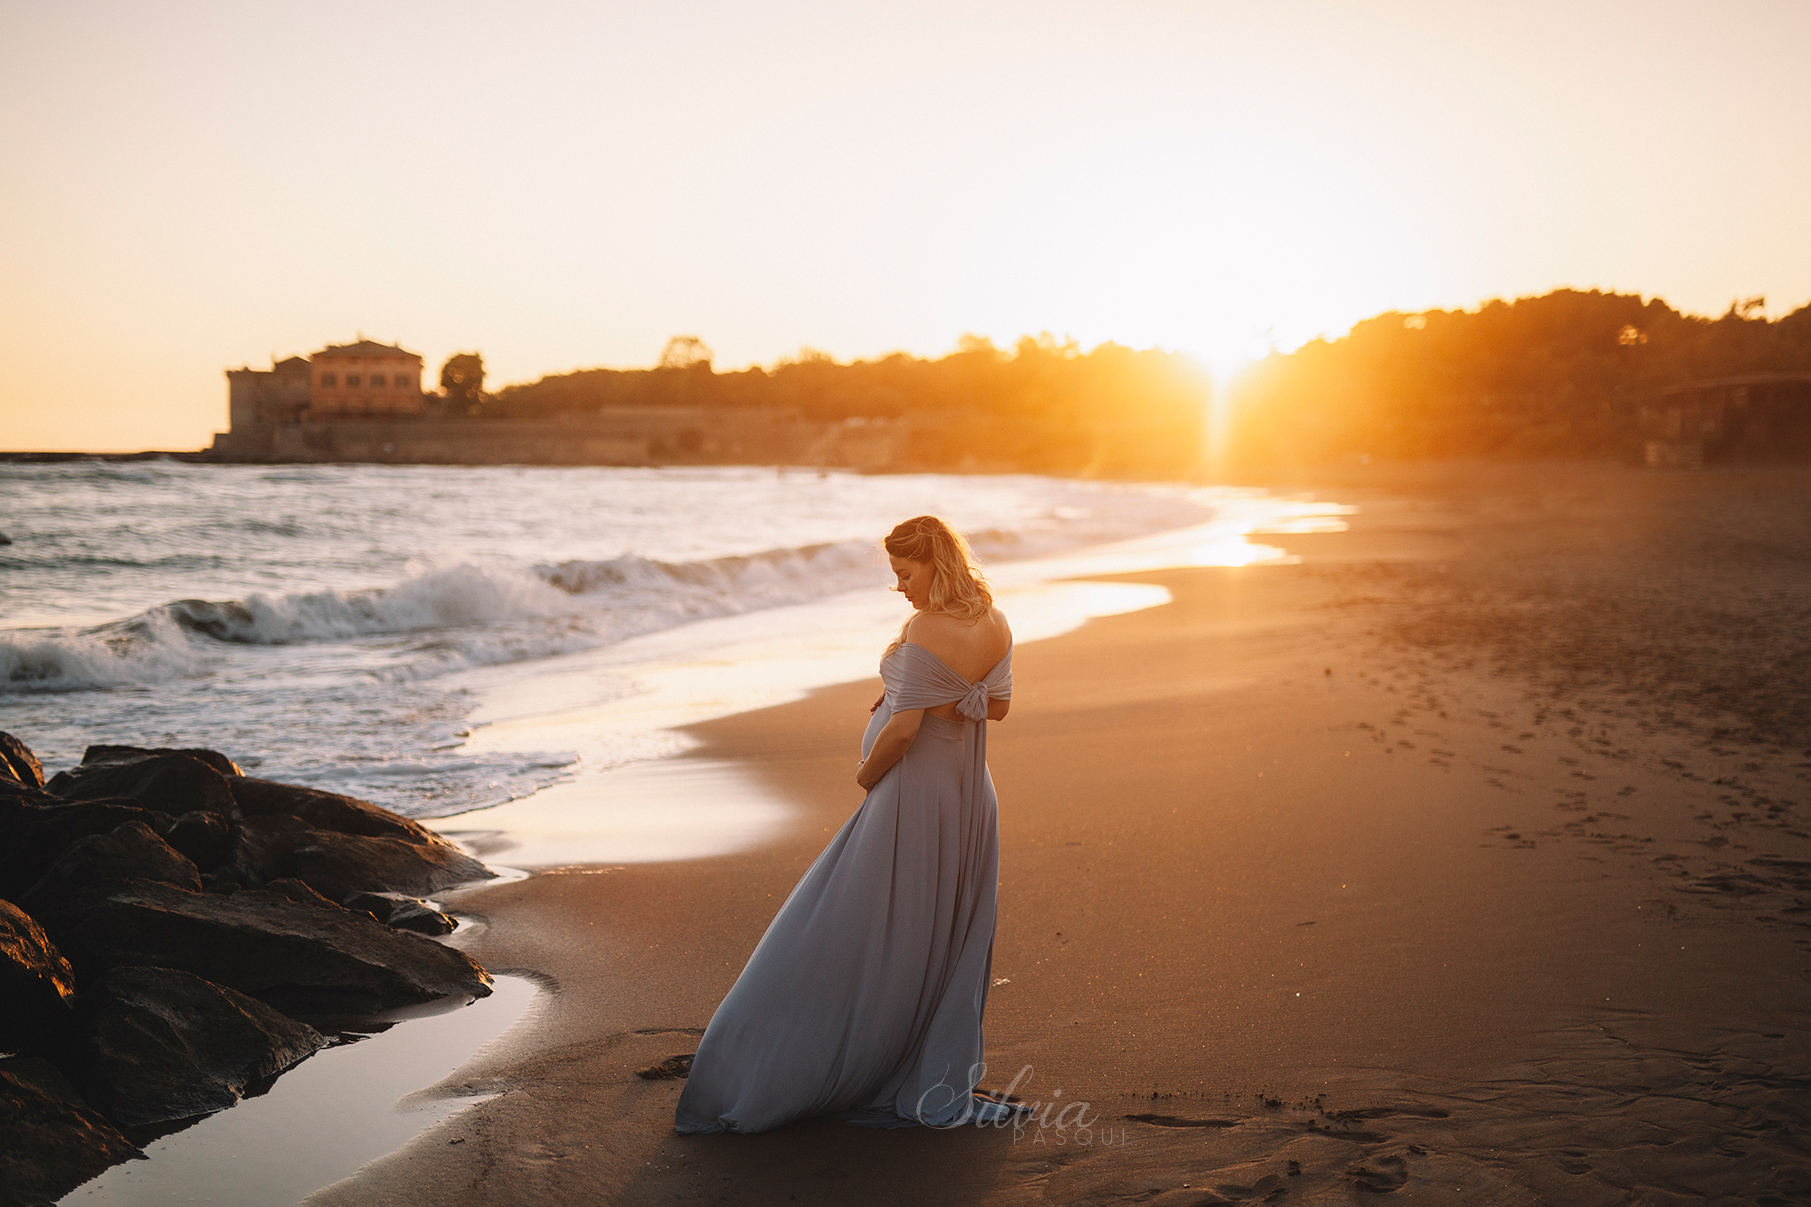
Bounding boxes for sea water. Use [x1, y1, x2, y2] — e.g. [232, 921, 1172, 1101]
[0, 460, 1298, 817]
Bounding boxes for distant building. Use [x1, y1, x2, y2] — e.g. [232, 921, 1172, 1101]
[214, 339, 426, 456]
[225, 355, 312, 430]
[207, 337, 833, 467]
[1642, 372, 1811, 467]
[308, 339, 425, 418]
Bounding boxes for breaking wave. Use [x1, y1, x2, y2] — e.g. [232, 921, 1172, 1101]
[1, 541, 894, 693]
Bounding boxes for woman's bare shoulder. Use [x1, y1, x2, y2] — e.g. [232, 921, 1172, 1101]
[905, 608, 1010, 675]
[907, 608, 1009, 638]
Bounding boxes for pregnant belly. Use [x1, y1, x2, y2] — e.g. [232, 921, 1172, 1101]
[860, 699, 892, 760]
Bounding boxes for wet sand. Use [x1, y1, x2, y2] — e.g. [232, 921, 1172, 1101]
[313, 462, 1811, 1206]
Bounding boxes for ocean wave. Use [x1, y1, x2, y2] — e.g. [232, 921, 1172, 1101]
[539, 539, 880, 602]
[167, 562, 575, 645]
[0, 609, 214, 692]
[0, 507, 1212, 696]
[0, 541, 892, 694]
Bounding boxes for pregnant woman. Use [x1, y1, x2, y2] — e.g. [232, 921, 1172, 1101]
[675, 515, 1016, 1132]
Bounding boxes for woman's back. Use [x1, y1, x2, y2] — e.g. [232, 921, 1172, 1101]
[904, 609, 1011, 721]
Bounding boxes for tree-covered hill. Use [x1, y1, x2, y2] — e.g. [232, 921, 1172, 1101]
[1227, 290, 1811, 465]
[488, 335, 1210, 477]
[476, 290, 1811, 476]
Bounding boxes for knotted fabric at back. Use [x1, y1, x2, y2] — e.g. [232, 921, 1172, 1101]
[882, 643, 1013, 720]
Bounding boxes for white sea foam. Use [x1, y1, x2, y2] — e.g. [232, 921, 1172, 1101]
[0, 608, 215, 691]
[0, 461, 1306, 815]
[0, 542, 901, 693]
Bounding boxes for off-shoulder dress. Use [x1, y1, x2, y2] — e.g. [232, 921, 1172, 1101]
[674, 640, 1013, 1132]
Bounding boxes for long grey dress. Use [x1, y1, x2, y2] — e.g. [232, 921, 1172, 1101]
[674, 641, 1013, 1133]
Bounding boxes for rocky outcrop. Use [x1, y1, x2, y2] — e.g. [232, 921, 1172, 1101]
[0, 1056, 143, 1207]
[23, 822, 202, 909]
[0, 797, 163, 901]
[81, 745, 242, 778]
[230, 777, 444, 843]
[0, 899, 77, 1053]
[261, 876, 344, 910]
[161, 808, 233, 869]
[0, 732, 45, 789]
[343, 891, 458, 936]
[45, 879, 492, 1014]
[55, 966, 325, 1131]
[48, 751, 237, 818]
[291, 826, 490, 901]
[0, 730, 498, 1197]
[219, 780, 492, 900]
[219, 811, 493, 901]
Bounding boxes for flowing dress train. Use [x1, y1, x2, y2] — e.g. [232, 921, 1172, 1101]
[673, 641, 1013, 1133]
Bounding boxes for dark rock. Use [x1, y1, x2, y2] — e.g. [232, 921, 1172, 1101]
[82, 744, 243, 779]
[341, 890, 399, 922]
[159, 809, 233, 871]
[23, 822, 202, 910]
[211, 813, 311, 889]
[229, 777, 443, 843]
[0, 777, 55, 801]
[384, 901, 456, 937]
[343, 892, 457, 936]
[218, 811, 490, 901]
[45, 879, 492, 1014]
[262, 877, 344, 910]
[0, 899, 77, 1053]
[0, 797, 162, 902]
[0, 732, 45, 789]
[0, 1055, 144, 1205]
[56, 965, 325, 1131]
[47, 753, 235, 819]
[159, 804, 233, 869]
[292, 827, 490, 901]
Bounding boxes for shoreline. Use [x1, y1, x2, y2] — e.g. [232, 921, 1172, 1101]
[308, 460, 1811, 1204]
[418, 501, 1339, 867]
[302, 463, 1803, 1202]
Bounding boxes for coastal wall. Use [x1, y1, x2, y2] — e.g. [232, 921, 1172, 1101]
[207, 407, 912, 469]
[204, 405, 1203, 476]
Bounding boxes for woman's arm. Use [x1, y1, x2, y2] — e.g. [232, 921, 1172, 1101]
[856, 707, 924, 790]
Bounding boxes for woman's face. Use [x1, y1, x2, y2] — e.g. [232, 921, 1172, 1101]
[889, 554, 933, 610]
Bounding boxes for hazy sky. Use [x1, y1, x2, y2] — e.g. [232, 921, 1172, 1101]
[3, 0, 1808, 451]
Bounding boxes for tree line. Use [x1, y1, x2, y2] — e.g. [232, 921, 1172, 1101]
[1225, 290, 1811, 466]
[436, 289, 1811, 476]
[470, 334, 1210, 477]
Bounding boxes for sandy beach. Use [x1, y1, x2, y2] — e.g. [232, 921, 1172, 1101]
[311, 462, 1811, 1206]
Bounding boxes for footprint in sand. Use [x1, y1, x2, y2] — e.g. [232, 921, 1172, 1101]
[1348, 1153, 1410, 1193]
[635, 1054, 695, 1079]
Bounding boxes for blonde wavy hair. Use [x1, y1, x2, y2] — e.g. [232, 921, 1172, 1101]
[883, 515, 994, 653]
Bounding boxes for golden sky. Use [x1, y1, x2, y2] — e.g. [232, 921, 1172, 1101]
[3, 0, 1808, 451]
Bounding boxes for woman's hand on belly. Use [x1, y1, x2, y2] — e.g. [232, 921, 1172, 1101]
[856, 707, 924, 790]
